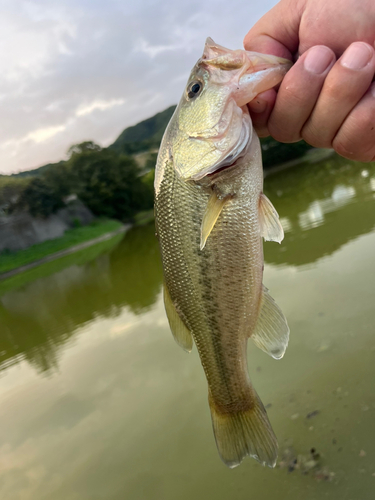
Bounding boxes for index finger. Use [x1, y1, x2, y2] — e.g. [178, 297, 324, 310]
[243, 0, 302, 59]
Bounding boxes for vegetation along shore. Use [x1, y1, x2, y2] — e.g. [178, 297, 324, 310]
[0, 105, 314, 275]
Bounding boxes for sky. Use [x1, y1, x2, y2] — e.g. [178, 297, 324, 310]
[0, 0, 279, 175]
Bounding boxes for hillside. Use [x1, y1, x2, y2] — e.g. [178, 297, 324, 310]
[109, 105, 176, 156]
[7, 106, 176, 180]
[108, 102, 312, 166]
[12, 161, 65, 179]
[6, 103, 313, 180]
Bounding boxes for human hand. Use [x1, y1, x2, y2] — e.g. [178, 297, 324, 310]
[244, 0, 375, 161]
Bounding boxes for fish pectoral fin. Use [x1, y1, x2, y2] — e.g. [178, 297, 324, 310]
[163, 283, 193, 353]
[258, 193, 284, 243]
[200, 191, 230, 250]
[250, 285, 289, 359]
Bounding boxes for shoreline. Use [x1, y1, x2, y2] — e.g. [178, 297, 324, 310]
[0, 225, 130, 282]
[264, 148, 335, 178]
[0, 149, 333, 283]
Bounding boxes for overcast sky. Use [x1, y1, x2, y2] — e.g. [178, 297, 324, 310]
[0, 0, 279, 175]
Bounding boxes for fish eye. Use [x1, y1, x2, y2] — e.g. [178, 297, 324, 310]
[187, 81, 202, 99]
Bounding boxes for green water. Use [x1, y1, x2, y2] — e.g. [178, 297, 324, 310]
[0, 154, 375, 500]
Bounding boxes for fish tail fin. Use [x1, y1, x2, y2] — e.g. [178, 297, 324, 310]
[208, 391, 278, 469]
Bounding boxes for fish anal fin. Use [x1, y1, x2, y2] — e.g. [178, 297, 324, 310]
[250, 285, 289, 359]
[259, 193, 284, 243]
[163, 284, 193, 352]
[200, 191, 230, 250]
[209, 390, 278, 468]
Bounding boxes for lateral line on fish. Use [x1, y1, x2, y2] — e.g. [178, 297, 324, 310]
[155, 37, 291, 468]
[200, 191, 230, 250]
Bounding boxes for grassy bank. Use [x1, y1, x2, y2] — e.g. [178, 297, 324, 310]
[133, 209, 154, 226]
[0, 218, 123, 275]
[0, 232, 124, 296]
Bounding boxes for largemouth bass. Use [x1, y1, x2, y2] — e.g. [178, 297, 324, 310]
[154, 38, 291, 468]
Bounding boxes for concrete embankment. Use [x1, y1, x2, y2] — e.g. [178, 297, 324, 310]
[0, 200, 94, 252]
[0, 225, 130, 281]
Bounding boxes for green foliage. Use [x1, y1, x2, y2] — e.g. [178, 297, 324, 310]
[1, 107, 315, 226]
[67, 146, 153, 220]
[67, 141, 102, 157]
[42, 161, 73, 200]
[141, 168, 155, 192]
[7, 161, 73, 217]
[108, 104, 312, 168]
[110, 105, 176, 155]
[2, 137, 156, 222]
[143, 152, 158, 172]
[0, 177, 29, 209]
[0, 232, 124, 297]
[14, 177, 66, 217]
[261, 137, 313, 168]
[10, 161, 65, 179]
[72, 217, 82, 228]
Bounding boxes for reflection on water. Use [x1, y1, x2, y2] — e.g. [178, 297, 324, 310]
[0, 224, 162, 373]
[1, 154, 375, 500]
[264, 156, 375, 267]
[298, 184, 356, 230]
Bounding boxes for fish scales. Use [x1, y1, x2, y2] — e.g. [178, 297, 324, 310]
[155, 38, 291, 468]
[157, 144, 262, 407]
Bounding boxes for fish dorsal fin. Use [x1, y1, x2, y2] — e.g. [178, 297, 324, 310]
[259, 193, 284, 243]
[163, 283, 193, 352]
[250, 285, 289, 359]
[200, 191, 230, 250]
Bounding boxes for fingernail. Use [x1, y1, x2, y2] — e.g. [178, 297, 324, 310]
[304, 46, 334, 74]
[341, 42, 373, 70]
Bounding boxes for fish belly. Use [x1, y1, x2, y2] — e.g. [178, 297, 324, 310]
[155, 144, 278, 468]
[156, 148, 263, 401]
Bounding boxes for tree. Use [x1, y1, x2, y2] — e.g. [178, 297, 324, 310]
[67, 141, 102, 158]
[0, 177, 28, 209]
[261, 137, 313, 168]
[42, 162, 73, 201]
[67, 148, 153, 220]
[14, 177, 65, 217]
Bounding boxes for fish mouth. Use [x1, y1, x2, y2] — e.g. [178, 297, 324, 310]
[191, 108, 252, 181]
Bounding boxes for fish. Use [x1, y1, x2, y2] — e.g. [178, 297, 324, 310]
[154, 38, 291, 468]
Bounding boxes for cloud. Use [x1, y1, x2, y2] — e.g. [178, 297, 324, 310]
[76, 98, 126, 117]
[135, 39, 183, 58]
[0, 0, 279, 174]
[26, 125, 67, 144]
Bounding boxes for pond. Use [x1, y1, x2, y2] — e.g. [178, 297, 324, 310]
[0, 153, 374, 500]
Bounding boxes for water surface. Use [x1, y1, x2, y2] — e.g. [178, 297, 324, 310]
[1, 154, 375, 499]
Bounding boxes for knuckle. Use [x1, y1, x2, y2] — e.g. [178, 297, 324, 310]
[279, 74, 311, 106]
[332, 140, 358, 160]
[333, 135, 375, 162]
[320, 80, 344, 102]
[268, 119, 300, 143]
[301, 122, 331, 149]
[333, 108, 375, 162]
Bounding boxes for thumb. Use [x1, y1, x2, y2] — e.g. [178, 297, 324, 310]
[243, 0, 303, 59]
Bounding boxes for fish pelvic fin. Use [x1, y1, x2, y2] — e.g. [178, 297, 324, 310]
[259, 193, 284, 243]
[200, 191, 230, 250]
[209, 391, 278, 468]
[163, 283, 193, 352]
[250, 285, 289, 359]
